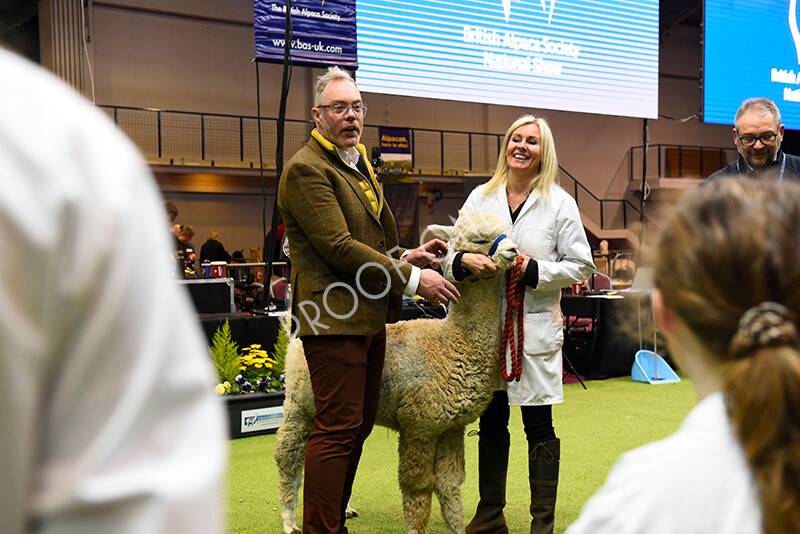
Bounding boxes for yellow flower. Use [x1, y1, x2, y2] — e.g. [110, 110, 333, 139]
[214, 383, 226, 395]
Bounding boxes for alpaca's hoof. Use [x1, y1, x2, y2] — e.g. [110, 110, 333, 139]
[282, 521, 301, 534]
[345, 505, 358, 519]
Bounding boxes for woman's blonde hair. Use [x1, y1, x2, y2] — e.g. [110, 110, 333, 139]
[482, 115, 559, 201]
[654, 179, 800, 534]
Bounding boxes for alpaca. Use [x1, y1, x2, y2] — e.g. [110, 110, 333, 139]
[274, 212, 519, 534]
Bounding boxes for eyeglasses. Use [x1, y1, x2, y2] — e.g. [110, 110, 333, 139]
[317, 103, 368, 117]
[737, 131, 779, 147]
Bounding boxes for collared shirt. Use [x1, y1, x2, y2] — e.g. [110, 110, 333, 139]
[311, 129, 384, 214]
[310, 129, 420, 296]
[566, 393, 762, 534]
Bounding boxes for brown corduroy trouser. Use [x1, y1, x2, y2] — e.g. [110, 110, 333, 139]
[301, 329, 386, 534]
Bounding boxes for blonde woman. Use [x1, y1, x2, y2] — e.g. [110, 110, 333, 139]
[199, 230, 231, 264]
[451, 115, 595, 534]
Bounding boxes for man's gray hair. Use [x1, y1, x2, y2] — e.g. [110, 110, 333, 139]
[735, 97, 781, 130]
[314, 66, 357, 106]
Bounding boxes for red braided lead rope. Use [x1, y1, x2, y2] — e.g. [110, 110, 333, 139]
[500, 256, 525, 382]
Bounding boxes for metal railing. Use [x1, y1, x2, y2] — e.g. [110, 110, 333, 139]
[100, 105, 504, 173]
[629, 143, 739, 180]
[100, 104, 644, 232]
[558, 166, 645, 230]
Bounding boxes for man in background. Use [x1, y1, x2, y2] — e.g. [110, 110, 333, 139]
[278, 66, 459, 533]
[165, 200, 179, 223]
[706, 97, 800, 182]
[0, 47, 226, 533]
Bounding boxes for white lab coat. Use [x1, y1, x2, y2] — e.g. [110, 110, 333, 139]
[565, 393, 762, 534]
[0, 49, 226, 533]
[460, 182, 594, 405]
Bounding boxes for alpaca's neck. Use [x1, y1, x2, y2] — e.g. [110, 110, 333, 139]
[446, 275, 505, 348]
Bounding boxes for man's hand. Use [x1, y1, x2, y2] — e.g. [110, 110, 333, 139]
[405, 239, 449, 269]
[416, 269, 460, 306]
[461, 253, 498, 277]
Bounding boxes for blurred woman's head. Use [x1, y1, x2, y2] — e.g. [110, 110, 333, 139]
[653, 178, 800, 534]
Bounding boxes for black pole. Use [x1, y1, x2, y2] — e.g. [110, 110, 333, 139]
[256, 62, 267, 281]
[261, 0, 293, 302]
[639, 118, 648, 244]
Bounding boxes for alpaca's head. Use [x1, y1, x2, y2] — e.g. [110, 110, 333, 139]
[426, 212, 518, 271]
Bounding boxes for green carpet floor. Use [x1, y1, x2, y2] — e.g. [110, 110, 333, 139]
[226, 375, 696, 533]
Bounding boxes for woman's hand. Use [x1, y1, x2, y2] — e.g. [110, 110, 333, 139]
[461, 253, 498, 277]
[516, 253, 531, 275]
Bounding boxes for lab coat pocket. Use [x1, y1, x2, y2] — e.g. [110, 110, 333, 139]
[521, 227, 554, 258]
[523, 311, 563, 356]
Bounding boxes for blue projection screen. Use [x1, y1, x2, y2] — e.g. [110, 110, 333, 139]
[704, 0, 800, 128]
[355, 0, 659, 119]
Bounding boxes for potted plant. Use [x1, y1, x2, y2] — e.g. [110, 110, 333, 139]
[210, 319, 288, 438]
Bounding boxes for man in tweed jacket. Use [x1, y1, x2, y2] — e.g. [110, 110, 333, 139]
[277, 66, 459, 534]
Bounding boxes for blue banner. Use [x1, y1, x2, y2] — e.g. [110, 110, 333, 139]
[254, 0, 357, 68]
[377, 127, 413, 180]
[379, 127, 412, 156]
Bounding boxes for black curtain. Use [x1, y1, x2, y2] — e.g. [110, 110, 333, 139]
[782, 128, 800, 156]
[383, 183, 419, 248]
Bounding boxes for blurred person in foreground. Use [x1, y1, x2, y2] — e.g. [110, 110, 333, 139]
[277, 66, 459, 534]
[567, 178, 800, 534]
[0, 47, 226, 533]
[705, 97, 800, 182]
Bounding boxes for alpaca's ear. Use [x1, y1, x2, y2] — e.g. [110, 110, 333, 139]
[423, 224, 455, 243]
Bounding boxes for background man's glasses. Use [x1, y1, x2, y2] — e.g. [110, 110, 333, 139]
[318, 103, 368, 117]
[737, 132, 778, 147]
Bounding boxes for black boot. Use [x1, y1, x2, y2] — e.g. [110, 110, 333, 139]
[528, 438, 560, 534]
[465, 431, 510, 534]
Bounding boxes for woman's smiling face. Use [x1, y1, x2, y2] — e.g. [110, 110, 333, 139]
[506, 122, 541, 178]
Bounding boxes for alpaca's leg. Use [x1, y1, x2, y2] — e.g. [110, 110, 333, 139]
[434, 428, 467, 534]
[398, 432, 436, 534]
[274, 408, 313, 534]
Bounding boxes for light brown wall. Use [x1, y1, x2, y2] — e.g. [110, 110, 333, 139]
[79, 1, 733, 242]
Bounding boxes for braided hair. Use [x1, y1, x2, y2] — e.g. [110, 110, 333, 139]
[654, 179, 800, 534]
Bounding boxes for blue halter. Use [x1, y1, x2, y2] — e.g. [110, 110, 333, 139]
[488, 234, 507, 256]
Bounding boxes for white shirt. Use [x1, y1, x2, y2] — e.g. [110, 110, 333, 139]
[566, 392, 762, 534]
[0, 49, 227, 533]
[460, 183, 595, 405]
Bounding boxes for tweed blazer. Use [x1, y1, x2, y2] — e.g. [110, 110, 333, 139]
[277, 136, 413, 337]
